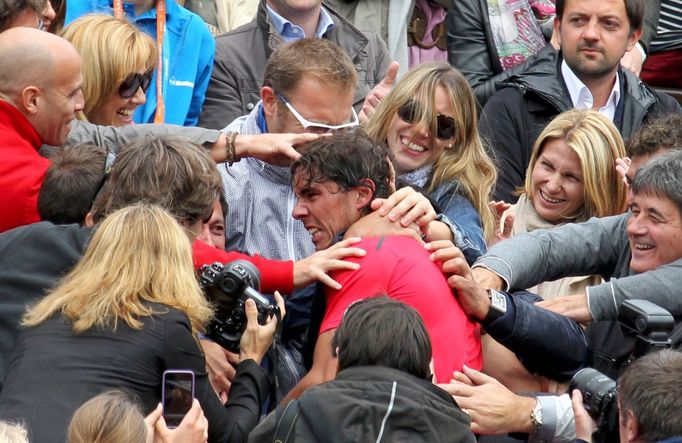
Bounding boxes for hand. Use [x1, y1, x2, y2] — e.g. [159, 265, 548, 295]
[153, 399, 209, 443]
[200, 339, 238, 403]
[145, 403, 163, 443]
[471, 267, 504, 291]
[536, 293, 592, 323]
[345, 210, 422, 243]
[358, 61, 399, 123]
[438, 248, 491, 320]
[239, 291, 286, 363]
[620, 45, 644, 77]
[616, 157, 632, 186]
[293, 237, 366, 289]
[439, 365, 536, 434]
[488, 200, 514, 245]
[370, 186, 437, 235]
[572, 389, 596, 442]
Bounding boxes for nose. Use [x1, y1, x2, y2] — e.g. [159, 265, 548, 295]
[132, 85, 147, 105]
[582, 19, 599, 41]
[197, 222, 216, 248]
[43, 0, 56, 21]
[74, 89, 85, 112]
[626, 213, 647, 237]
[545, 173, 563, 192]
[292, 201, 308, 220]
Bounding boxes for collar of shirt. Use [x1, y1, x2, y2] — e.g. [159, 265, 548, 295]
[265, 3, 334, 42]
[561, 60, 620, 121]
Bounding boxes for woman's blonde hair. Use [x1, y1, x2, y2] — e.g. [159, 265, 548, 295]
[23, 203, 213, 334]
[523, 109, 627, 220]
[68, 390, 146, 443]
[364, 62, 497, 239]
[59, 14, 156, 122]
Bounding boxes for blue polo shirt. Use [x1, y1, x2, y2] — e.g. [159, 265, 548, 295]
[265, 4, 334, 42]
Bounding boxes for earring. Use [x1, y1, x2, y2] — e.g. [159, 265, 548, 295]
[446, 144, 454, 150]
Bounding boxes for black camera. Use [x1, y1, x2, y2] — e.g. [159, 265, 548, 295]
[199, 260, 280, 353]
[569, 299, 674, 443]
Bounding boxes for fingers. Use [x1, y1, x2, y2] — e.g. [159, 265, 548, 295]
[185, 398, 202, 422]
[273, 290, 286, 321]
[244, 298, 258, 329]
[461, 364, 495, 386]
[144, 403, 162, 427]
[330, 236, 363, 250]
[316, 272, 343, 290]
[380, 61, 400, 88]
[424, 240, 459, 261]
[451, 370, 474, 386]
[571, 389, 583, 408]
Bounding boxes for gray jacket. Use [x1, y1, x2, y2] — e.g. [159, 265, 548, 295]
[198, 0, 391, 130]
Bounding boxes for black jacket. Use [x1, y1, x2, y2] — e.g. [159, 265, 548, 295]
[479, 45, 682, 203]
[248, 366, 475, 443]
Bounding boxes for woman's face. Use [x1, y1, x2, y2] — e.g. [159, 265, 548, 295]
[89, 68, 148, 127]
[386, 85, 455, 175]
[530, 138, 585, 223]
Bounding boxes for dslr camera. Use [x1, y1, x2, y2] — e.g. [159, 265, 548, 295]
[569, 299, 675, 443]
[199, 260, 280, 353]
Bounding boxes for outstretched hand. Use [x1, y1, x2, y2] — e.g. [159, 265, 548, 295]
[293, 237, 366, 289]
[359, 61, 399, 123]
[536, 293, 592, 323]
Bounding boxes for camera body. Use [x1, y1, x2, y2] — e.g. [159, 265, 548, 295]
[569, 299, 674, 443]
[199, 260, 279, 353]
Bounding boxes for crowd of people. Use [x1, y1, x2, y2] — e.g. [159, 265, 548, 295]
[1, 0, 682, 442]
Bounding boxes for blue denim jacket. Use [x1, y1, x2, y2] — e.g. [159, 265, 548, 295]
[430, 181, 487, 265]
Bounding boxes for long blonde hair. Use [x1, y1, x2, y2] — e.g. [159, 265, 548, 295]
[365, 62, 497, 239]
[523, 109, 627, 220]
[23, 204, 213, 334]
[59, 14, 156, 122]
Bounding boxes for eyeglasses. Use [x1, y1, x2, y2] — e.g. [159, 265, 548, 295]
[119, 70, 153, 98]
[397, 101, 456, 140]
[276, 92, 359, 133]
[36, 18, 44, 30]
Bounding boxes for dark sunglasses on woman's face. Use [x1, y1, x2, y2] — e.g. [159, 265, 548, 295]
[397, 101, 456, 140]
[119, 70, 153, 98]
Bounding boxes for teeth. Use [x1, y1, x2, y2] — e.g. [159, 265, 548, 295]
[117, 109, 133, 117]
[307, 228, 320, 237]
[540, 190, 564, 204]
[635, 243, 654, 250]
[401, 137, 425, 153]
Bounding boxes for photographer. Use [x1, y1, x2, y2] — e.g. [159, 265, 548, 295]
[572, 350, 682, 443]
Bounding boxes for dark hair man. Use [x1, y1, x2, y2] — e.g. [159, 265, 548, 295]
[0, 0, 50, 30]
[481, 0, 681, 203]
[249, 297, 476, 442]
[283, 130, 482, 401]
[573, 350, 682, 442]
[198, 0, 393, 129]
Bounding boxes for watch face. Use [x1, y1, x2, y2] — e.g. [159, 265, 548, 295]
[490, 290, 507, 313]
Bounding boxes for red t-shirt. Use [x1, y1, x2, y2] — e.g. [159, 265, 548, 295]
[321, 236, 482, 383]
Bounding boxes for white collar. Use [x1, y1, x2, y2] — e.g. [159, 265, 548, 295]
[561, 60, 621, 120]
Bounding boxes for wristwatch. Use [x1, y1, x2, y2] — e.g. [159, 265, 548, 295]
[530, 400, 544, 433]
[482, 288, 507, 323]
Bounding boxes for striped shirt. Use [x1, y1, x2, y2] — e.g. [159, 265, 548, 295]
[651, 0, 682, 52]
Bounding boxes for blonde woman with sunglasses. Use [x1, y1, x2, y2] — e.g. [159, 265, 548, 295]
[365, 62, 496, 263]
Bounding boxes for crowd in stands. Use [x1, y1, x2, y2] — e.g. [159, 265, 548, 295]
[1, 0, 682, 442]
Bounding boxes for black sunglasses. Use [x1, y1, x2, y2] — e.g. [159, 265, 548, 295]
[397, 101, 456, 140]
[119, 70, 153, 98]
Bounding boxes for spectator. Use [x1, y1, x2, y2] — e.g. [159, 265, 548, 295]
[250, 297, 476, 442]
[364, 61, 496, 264]
[198, 0, 391, 129]
[63, 0, 214, 126]
[480, 0, 680, 203]
[0, 203, 285, 443]
[196, 194, 227, 251]
[285, 130, 482, 401]
[60, 14, 156, 127]
[641, 0, 682, 89]
[0, 27, 84, 233]
[0, 0, 55, 31]
[37, 144, 108, 225]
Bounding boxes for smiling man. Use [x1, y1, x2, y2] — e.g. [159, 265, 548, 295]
[0, 27, 84, 232]
[480, 0, 681, 203]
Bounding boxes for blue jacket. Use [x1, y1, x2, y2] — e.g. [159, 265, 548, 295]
[65, 0, 215, 126]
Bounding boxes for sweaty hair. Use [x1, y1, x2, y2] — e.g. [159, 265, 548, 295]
[291, 129, 393, 214]
[90, 135, 221, 227]
[333, 296, 432, 380]
[68, 390, 146, 443]
[617, 350, 682, 442]
[555, 0, 644, 32]
[631, 149, 682, 217]
[262, 38, 358, 98]
[0, 0, 46, 32]
[38, 144, 107, 225]
[626, 114, 682, 158]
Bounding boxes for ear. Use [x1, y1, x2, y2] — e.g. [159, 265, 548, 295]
[83, 211, 95, 227]
[356, 179, 376, 210]
[625, 27, 643, 52]
[623, 409, 640, 443]
[20, 86, 41, 115]
[261, 86, 278, 119]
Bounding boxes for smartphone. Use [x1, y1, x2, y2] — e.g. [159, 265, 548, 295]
[162, 369, 195, 428]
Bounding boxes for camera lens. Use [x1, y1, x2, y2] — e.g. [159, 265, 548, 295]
[569, 368, 617, 419]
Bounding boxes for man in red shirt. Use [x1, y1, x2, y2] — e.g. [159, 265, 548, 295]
[284, 129, 482, 401]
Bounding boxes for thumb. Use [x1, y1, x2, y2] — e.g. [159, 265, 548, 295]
[244, 298, 258, 326]
[381, 61, 399, 86]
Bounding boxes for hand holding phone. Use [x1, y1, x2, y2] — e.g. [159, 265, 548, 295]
[162, 370, 195, 429]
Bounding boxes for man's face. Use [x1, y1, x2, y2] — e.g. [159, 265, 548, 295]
[266, 74, 355, 135]
[627, 191, 682, 273]
[32, 50, 84, 145]
[556, 0, 641, 82]
[292, 173, 363, 250]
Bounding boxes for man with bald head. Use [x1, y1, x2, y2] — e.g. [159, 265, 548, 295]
[0, 27, 84, 232]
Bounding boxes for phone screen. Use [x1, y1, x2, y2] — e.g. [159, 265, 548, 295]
[162, 370, 195, 428]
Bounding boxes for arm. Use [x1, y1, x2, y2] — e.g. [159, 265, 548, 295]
[281, 329, 336, 403]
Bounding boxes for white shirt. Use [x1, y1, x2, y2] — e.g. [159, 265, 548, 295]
[561, 60, 621, 121]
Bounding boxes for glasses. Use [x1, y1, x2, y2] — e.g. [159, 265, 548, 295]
[276, 92, 359, 133]
[36, 18, 44, 30]
[397, 101, 456, 140]
[119, 70, 153, 98]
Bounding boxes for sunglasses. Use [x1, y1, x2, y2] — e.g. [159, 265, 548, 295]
[397, 101, 456, 140]
[276, 92, 359, 133]
[119, 70, 153, 98]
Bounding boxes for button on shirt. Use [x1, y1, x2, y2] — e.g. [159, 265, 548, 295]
[265, 4, 334, 41]
[561, 60, 621, 121]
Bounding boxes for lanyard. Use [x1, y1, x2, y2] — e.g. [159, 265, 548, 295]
[113, 0, 166, 123]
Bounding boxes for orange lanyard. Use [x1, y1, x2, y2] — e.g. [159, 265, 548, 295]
[113, 0, 166, 123]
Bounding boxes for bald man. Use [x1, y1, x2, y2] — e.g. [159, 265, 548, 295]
[0, 27, 84, 232]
